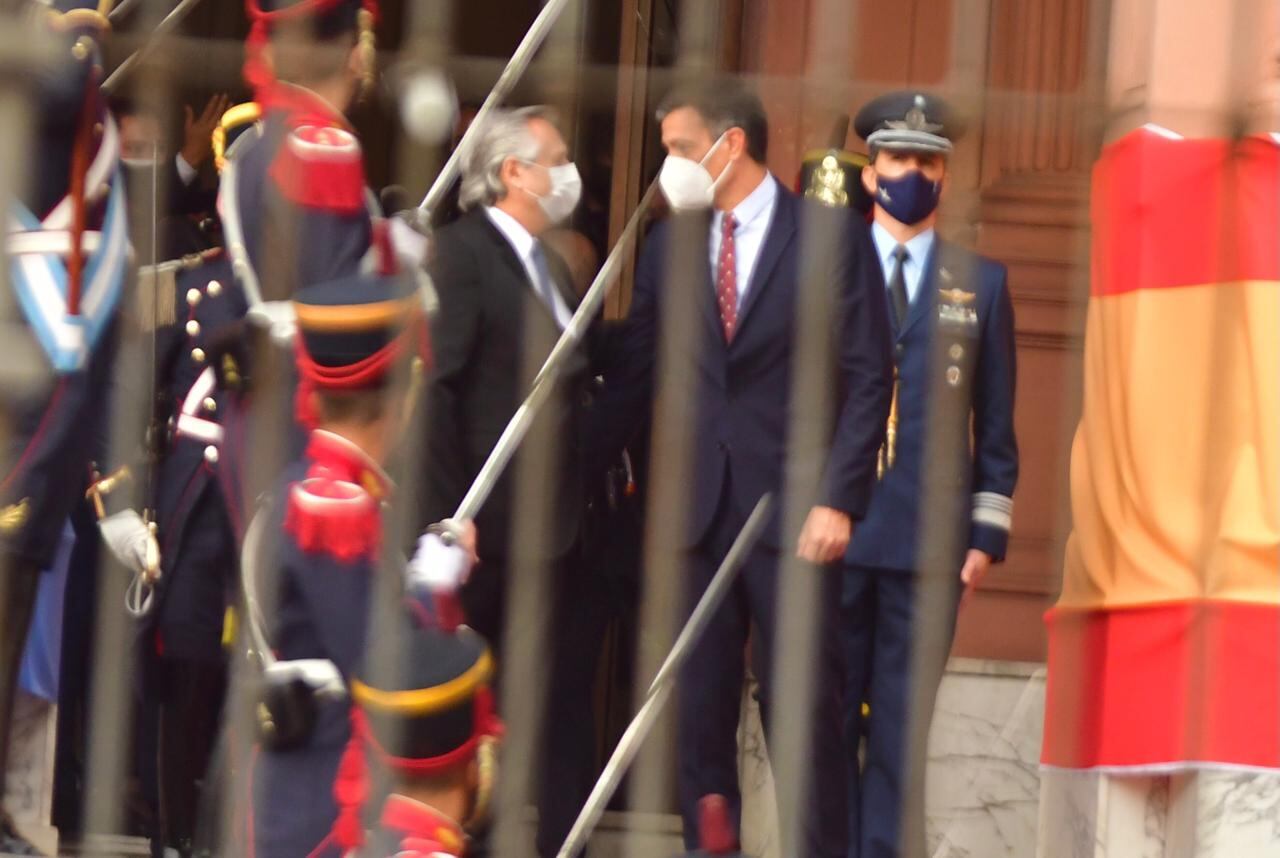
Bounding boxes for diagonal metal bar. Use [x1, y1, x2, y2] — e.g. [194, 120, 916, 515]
[558, 495, 772, 858]
[416, 0, 575, 217]
[102, 0, 209, 92]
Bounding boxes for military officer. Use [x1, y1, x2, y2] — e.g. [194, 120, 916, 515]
[0, 4, 126, 854]
[320, 622, 503, 857]
[841, 91, 1019, 858]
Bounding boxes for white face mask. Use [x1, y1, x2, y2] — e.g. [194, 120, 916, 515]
[518, 161, 583, 225]
[657, 132, 732, 211]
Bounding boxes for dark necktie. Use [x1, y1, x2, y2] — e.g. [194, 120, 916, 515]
[888, 244, 910, 330]
[716, 213, 739, 341]
[530, 242, 563, 328]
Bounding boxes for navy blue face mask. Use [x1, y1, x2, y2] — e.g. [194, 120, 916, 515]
[874, 170, 942, 226]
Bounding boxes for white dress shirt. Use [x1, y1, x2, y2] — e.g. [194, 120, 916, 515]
[484, 206, 572, 329]
[710, 173, 779, 309]
[175, 153, 197, 186]
[870, 221, 936, 307]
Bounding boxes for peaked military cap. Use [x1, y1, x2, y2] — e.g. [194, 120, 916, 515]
[855, 91, 964, 154]
[292, 272, 425, 390]
[350, 624, 501, 768]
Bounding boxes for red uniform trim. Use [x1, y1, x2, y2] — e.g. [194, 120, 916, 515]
[1092, 130, 1280, 298]
[269, 124, 366, 214]
[1043, 599, 1280, 771]
[282, 431, 392, 562]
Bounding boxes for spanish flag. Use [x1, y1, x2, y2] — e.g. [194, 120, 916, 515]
[1042, 127, 1280, 772]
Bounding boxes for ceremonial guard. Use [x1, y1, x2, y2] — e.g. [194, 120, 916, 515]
[90, 3, 392, 853]
[0, 3, 127, 854]
[245, 270, 473, 857]
[319, 622, 503, 857]
[841, 92, 1018, 858]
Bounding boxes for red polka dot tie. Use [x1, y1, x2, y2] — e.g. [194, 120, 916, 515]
[717, 213, 739, 341]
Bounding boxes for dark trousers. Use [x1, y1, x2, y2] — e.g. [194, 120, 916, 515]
[0, 563, 39, 829]
[155, 659, 227, 857]
[841, 565, 957, 858]
[677, 498, 849, 857]
[460, 546, 613, 858]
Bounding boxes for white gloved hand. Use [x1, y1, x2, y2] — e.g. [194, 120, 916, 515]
[388, 215, 429, 269]
[406, 531, 474, 596]
[246, 300, 297, 345]
[98, 510, 152, 575]
[264, 658, 346, 699]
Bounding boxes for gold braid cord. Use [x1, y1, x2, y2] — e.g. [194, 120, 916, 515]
[356, 8, 376, 99]
[213, 102, 264, 174]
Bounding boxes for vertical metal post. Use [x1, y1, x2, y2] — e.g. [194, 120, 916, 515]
[621, 3, 718, 854]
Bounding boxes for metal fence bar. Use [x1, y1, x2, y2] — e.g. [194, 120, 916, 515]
[83, 0, 179, 844]
[617, 4, 719, 855]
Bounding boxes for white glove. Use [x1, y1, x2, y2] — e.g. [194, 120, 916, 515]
[406, 531, 474, 596]
[264, 658, 346, 699]
[388, 215, 429, 269]
[98, 510, 153, 575]
[246, 300, 297, 345]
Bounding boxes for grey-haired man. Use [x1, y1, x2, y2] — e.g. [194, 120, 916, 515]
[418, 106, 608, 857]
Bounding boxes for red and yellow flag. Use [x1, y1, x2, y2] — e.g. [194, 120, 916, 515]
[1043, 127, 1280, 772]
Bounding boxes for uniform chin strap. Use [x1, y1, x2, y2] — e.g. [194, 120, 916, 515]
[291, 313, 430, 429]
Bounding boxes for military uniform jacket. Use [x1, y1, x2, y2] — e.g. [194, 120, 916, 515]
[130, 86, 379, 660]
[252, 430, 392, 858]
[847, 237, 1018, 572]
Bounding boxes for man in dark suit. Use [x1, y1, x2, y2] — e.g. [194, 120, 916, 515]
[420, 106, 607, 857]
[841, 92, 1019, 858]
[604, 81, 894, 856]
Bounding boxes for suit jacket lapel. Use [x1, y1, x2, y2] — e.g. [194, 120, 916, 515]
[476, 211, 532, 288]
[897, 237, 941, 340]
[733, 182, 795, 338]
[476, 212, 569, 329]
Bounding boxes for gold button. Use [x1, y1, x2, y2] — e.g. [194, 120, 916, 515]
[186, 288, 202, 306]
[949, 344, 964, 360]
[203, 397, 217, 413]
[191, 348, 206, 363]
[186, 320, 201, 337]
[203, 446, 219, 464]
[946, 366, 962, 387]
[207, 280, 223, 297]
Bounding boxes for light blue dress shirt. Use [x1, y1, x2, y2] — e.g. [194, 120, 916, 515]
[870, 221, 936, 307]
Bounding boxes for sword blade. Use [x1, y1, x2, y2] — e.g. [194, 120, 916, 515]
[103, 0, 210, 93]
[554, 494, 772, 858]
[417, 0, 574, 216]
[450, 175, 661, 522]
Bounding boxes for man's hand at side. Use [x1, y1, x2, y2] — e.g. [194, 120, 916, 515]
[797, 505, 852, 565]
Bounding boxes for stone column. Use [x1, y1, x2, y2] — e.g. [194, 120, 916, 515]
[1037, 3, 1280, 856]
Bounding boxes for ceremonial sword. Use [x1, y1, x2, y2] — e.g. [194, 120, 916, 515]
[554, 494, 773, 858]
[416, 0, 574, 218]
[449, 176, 663, 524]
[102, 0, 210, 93]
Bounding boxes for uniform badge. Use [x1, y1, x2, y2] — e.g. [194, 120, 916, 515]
[938, 286, 979, 329]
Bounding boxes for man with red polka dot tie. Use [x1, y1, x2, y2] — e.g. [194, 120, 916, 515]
[599, 79, 894, 857]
